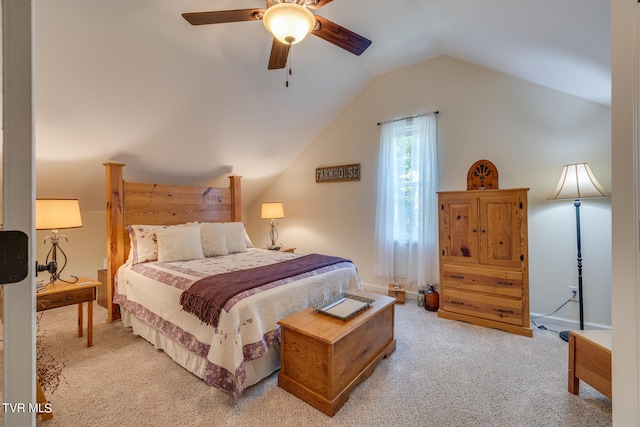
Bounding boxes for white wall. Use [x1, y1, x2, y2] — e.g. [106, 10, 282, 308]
[246, 56, 612, 328]
[56, 56, 613, 330]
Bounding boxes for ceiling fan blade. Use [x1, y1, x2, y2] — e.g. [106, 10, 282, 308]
[305, 0, 333, 10]
[311, 16, 372, 56]
[268, 39, 290, 70]
[182, 9, 264, 26]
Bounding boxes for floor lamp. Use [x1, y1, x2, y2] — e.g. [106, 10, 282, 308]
[547, 163, 610, 342]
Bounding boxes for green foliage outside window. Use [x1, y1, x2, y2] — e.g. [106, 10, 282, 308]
[393, 130, 420, 241]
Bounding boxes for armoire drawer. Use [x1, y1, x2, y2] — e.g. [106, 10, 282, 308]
[442, 288, 524, 326]
[441, 265, 523, 298]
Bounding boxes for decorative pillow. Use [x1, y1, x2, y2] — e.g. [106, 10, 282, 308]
[126, 225, 168, 265]
[224, 222, 248, 253]
[200, 223, 229, 257]
[156, 225, 204, 262]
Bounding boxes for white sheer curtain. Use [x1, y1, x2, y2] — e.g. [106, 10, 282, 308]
[373, 113, 439, 287]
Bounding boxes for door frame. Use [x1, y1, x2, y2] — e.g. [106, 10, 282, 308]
[2, 1, 36, 426]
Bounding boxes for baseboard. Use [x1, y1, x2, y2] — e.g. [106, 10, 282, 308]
[362, 283, 387, 295]
[362, 282, 421, 302]
[362, 282, 612, 330]
[530, 313, 611, 331]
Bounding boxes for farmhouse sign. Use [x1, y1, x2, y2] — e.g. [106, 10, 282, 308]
[316, 163, 361, 183]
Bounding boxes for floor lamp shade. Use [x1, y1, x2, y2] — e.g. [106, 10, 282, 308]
[547, 163, 611, 200]
[547, 164, 610, 342]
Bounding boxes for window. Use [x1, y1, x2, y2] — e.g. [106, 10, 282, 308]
[392, 122, 422, 241]
[373, 113, 439, 286]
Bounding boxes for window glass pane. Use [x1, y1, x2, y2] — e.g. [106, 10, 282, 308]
[392, 124, 420, 241]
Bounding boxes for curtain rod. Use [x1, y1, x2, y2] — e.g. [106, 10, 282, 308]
[377, 110, 439, 126]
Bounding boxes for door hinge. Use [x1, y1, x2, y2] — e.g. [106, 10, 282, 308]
[0, 230, 29, 283]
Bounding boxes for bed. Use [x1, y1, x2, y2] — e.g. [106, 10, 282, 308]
[104, 163, 362, 397]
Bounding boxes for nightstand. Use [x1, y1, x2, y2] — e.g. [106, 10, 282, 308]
[267, 247, 296, 253]
[36, 278, 100, 347]
[388, 284, 405, 304]
[97, 269, 108, 308]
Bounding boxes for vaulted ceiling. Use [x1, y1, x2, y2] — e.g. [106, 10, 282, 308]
[34, 0, 610, 210]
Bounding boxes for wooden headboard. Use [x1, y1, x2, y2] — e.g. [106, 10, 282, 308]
[104, 162, 242, 322]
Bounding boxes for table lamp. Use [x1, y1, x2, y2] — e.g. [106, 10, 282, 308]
[261, 202, 284, 250]
[36, 198, 83, 284]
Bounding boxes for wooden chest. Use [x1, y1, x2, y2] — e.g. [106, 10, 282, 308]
[278, 294, 396, 416]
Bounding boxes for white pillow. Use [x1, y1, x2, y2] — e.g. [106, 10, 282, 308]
[200, 223, 229, 257]
[242, 225, 254, 248]
[224, 222, 248, 253]
[222, 222, 253, 248]
[156, 225, 205, 262]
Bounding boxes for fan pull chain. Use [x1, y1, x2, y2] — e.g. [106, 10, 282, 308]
[286, 43, 293, 88]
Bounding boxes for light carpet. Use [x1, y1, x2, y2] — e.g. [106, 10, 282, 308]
[1, 297, 611, 426]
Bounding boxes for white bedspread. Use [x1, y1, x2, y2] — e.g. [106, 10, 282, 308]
[114, 248, 361, 397]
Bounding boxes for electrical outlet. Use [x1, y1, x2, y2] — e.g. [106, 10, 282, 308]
[568, 286, 578, 301]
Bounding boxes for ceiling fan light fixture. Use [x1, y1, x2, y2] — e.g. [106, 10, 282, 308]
[263, 3, 315, 45]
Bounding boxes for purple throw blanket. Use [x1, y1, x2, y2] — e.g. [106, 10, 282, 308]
[179, 253, 352, 327]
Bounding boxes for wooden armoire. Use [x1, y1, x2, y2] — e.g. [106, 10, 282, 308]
[437, 188, 532, 337]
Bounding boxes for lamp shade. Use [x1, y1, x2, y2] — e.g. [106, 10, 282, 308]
[547, 163, 611, 200]
[262, 3, 315, 45]
[36, 199, 83, 230]
[261, 202, 285, 219]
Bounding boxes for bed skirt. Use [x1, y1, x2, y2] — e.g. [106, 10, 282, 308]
[120, 307, 281, 390]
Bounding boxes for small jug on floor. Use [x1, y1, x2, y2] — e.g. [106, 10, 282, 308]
[425, 285, 439, 312]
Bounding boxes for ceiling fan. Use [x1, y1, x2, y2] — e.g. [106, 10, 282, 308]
[182, 0, 372, 70]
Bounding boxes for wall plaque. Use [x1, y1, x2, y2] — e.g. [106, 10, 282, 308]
[315, 163, 361, 183]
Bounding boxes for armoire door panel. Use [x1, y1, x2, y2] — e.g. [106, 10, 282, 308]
[479, 195, 522, 267]
[439, 197, 478, 264]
